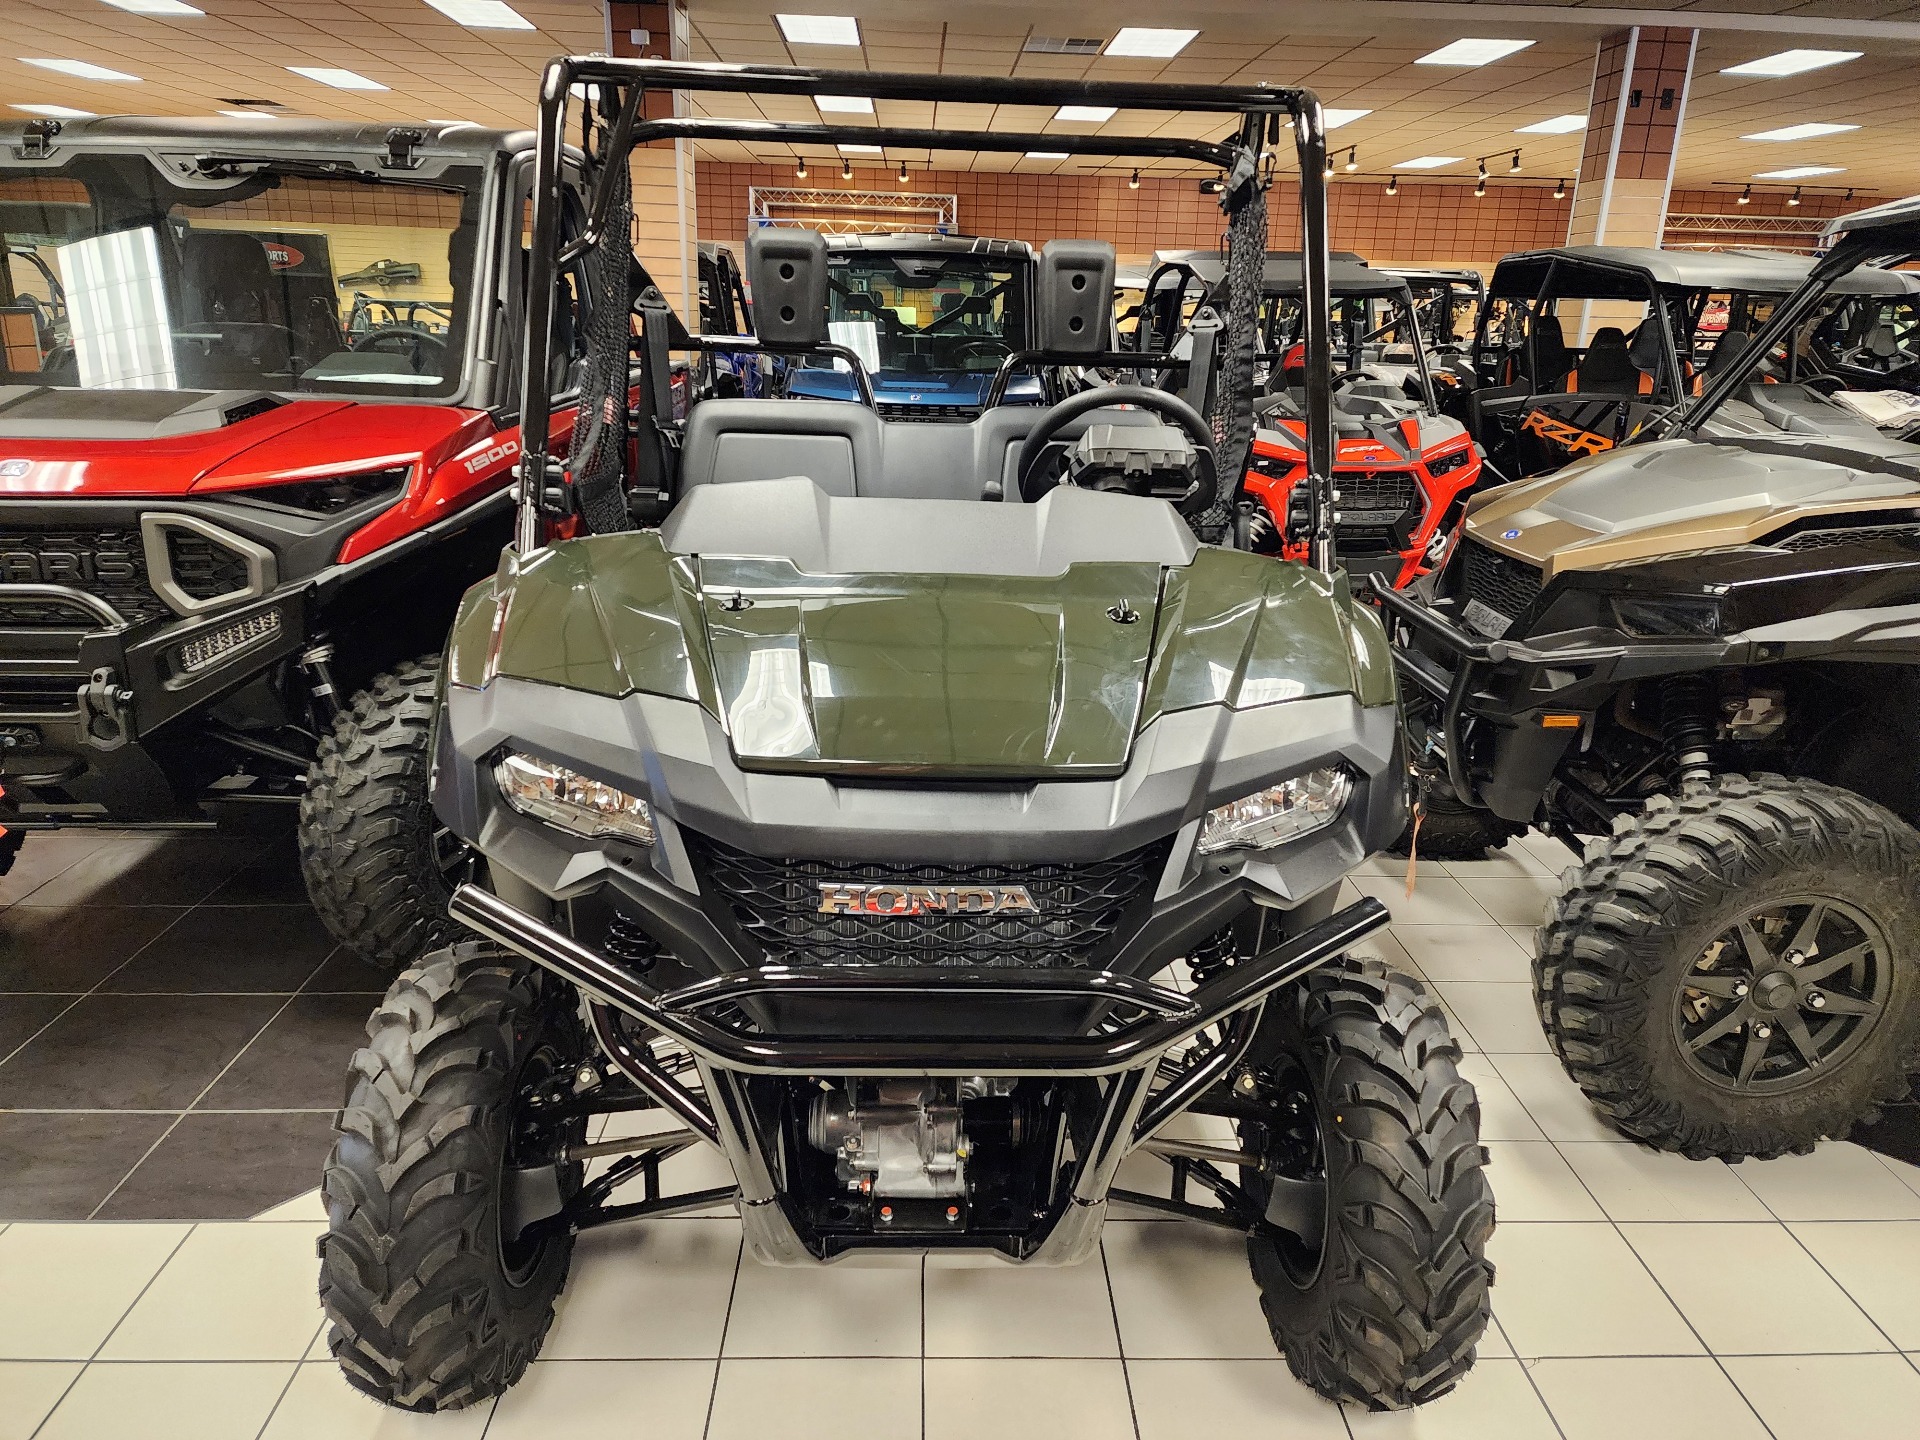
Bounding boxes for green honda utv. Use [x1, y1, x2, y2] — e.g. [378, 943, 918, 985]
[316, 58, 1493, 1415]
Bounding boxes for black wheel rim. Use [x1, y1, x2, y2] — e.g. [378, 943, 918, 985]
[1671, 896, 1892, 1095]
[1250, 1059, 1331, 1286]
[496, 1039, 576, 1286]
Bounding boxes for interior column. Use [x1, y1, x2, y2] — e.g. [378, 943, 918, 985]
[613, 1, 698, 319]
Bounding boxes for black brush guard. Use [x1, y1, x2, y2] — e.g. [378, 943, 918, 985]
[450, 883, 1387, 1263]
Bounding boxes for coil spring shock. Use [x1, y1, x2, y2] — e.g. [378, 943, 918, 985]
[1185, 924, 1240, 987]
[1661, 673, 1718, 792]
[604, 910, 659, 972]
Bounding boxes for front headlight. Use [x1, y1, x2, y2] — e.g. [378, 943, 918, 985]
[494, 752, 655, 845]
[1197, 768, 1353, 854]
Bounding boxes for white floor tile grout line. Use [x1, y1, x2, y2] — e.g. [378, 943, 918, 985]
[0, 904, 199, 1071]
[248, 1321, 328, 1440]
[81, 948, 340, 1221]
[695, 1233, 746, 1440]
[1774, 1217, 1920, 1378]
[1098, 1236, 1144, 1440]
[24, 1223, 199, 1440]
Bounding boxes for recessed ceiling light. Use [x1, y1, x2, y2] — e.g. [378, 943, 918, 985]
[287, 65, 387, 90]
[836, 142, 881, 153]
[1324, 108, 1372, 130]
[220, 109, 278, 119]
[775, 14, 861, 46]
[423, 0, 532, 28]
[1104, 28, 1198, 58]
[1516, 113, 1586, 135]
[22, 58, 140, 81]
[1393, 155, 1464, 170]
[12, 103, 94, 117]
[1416, 39, 1533, 67]
[1742, 122, 1858, 141]
[1754, 165, 1846, 179]
[100, 0, 202, 13]
[1026, 151, 1070, 159]
[1055, 104, 1116, 122]
[1722, 49, 1861, 78]
[815, 95, 873, 113]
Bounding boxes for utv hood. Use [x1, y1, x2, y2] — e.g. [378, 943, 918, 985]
[454, 480, 1389, 779]
[1463, 434, 1920, 575]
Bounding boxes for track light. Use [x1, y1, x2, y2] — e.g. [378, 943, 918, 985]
[842, 156, 853, 179]
[1509, 150, 1521, 173]
[1738, 183, 1752, 205]
[898, 159, 909, 183]
[1345, 146, 1358, 172]
[1386, 174, 1398, 196]
[1788, 186, 1802, 207]
[1128, 168, 1140, 189]
[1477, 157, 1488, 180]
[1553, 177, 1566, 199]
[795, 157, 808, 179]
[1474, 175, 1487, 197]
[1323, 159, 1334, 180]
[1845, 187, 1856, 202]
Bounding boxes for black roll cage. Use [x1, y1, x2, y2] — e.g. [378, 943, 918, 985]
[512, 57, 1339, 566]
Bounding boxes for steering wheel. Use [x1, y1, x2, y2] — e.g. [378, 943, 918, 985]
[1014, 384, 1217, 512]
[351, 325, 449, 374]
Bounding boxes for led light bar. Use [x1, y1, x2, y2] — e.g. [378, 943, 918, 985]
[173, 609, 282, 675]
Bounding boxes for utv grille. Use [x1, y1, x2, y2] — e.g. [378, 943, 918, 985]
[1460, 539, 1544, 620]
[0, 526, 164, 626]
[1337, 469, 1417, 524]
[689, 835, 1170, 968]
[1776, 522, 1920, 553]
[874, 402, 983, 422]
[164, 530, 252, 602]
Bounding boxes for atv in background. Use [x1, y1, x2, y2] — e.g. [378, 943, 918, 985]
[785, 233, 1044, 416]
[0, 117, 587, 966]
[1806, 273, 1920, 416]
[1382, 265, 1484, 378]
[316, 59, 1492, 1417]
[1462, 246, 1904, 479]
[1151, 250, 1483, 589]
[1376, 196, 1920, 1160]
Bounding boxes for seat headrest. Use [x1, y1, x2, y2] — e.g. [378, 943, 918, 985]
[747, 227, 829, 349]
[1869, 324, 1901, 360]
[1035, 239, 1115, 356]
[1627, 322, 1664, 373]
[1704, 327, 1753, 378]
[180, 232, 274, 321]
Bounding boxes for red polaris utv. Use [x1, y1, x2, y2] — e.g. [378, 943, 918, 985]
[0, 116, 587, 963]
[1142, 251, 1482, 589]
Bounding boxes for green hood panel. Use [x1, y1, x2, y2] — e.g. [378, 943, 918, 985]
[697, 555, 1161, 776]
[447, 530, 1393, 778]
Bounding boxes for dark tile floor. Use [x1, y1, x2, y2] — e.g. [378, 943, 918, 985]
[0, 821, 384, 1221]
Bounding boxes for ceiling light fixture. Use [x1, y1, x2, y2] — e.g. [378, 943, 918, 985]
[1055, 104, 1116, 122]
[1474, 175, 1487, 197]
[1416, 38, 1534, 67]
[1394, 155, 1463, 170]
[422, 0, 532, 28]
[1738, 183, 1753, 204]
[775, 14, 861, 46]
[1509, 150, 1521, 173]
[1742, 122, 1859, 141]
[898, 160, 910, 182]
[836, 142, 881, 153]
[1323, 158, 1335, 180]
[1324, 108, 1372, 130]
[219, 109, 278, 119]
[1788, 187, 1802, 207]
[795, 157, 808, 178]
[1128, 168, 1140, 189]
[1026, 151, 1069, 159]
[1386, 174, 1398, 196]
[1103, 27, 1198, 58]
[841, 156, 853, 179]
[1345, 146, 1358, 172]
[814, 94, 873, 113]
[100, 0, 201, 13]
[1516, 113, 1586, 135]
[1553, 177, 1566, 199]
[1754, 165, 1845, 180]
[287, 65, 387, 90]
[1477, 157, 1489, 181]
[12, 103, 94, 117]
[21, 57, 139, 81]
[1845, 188, 1856, 202]
[1722, 48, 1862, 78]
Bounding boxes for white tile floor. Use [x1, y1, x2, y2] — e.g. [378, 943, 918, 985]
[8, 830, 1920, 1438]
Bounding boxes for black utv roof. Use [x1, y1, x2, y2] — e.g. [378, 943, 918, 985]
[1385, 266, 1484, 288]
[823, 233, 1035, 260]
[1490, 245, 1908, 300]
[0, 115, 530, 166]
[1155, 248, 1406, 297]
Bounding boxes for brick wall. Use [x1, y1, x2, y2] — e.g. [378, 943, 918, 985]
[695, 161, 1571, 269]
